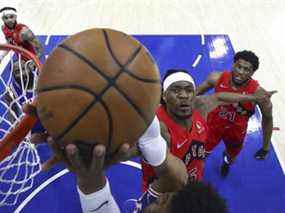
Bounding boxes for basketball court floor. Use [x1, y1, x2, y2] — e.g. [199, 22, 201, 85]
[0, 1, 284, 213]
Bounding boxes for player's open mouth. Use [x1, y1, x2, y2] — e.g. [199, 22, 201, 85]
[179, 104, 191, 110]
[233, 74, 245, 83]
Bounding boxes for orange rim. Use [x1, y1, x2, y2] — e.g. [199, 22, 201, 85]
[0, 43, 41, 161]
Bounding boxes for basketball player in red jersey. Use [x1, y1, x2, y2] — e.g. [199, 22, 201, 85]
[24, 69, 273, 212]
[140, 68, 275, 192]
[196, 50, 275, 177]
[0, 7, 43, 121]
[0, 7, 43, 60]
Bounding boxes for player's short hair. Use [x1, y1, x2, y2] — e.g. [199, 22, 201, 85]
[0, 7, 17, 13]
[234, 50, 259, 71]
[170, 181, 228, 213]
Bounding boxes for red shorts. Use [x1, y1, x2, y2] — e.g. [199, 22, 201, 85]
[205, 122, 247, 159]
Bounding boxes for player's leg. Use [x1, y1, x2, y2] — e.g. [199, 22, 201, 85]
[4, 59, 36, 122]
[13, 59, 35, 90]
[221, 126, 246, 177]
[205, 124, 223, 156]
[2, 87, 20, 123]
[3, 90, 14, 122]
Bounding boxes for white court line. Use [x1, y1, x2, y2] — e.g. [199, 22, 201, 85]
[272, 135, 285, 175]
[45, 35, 51, 46]
[14, 169, 69, 213]
[201, 34, 205, 45]
[120, 160, 141, 170]
[192, 54, 202, 68]
[15, 160, 141, 212]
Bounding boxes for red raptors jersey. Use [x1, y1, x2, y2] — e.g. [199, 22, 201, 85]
[208, 71, 259, 127]
[141, 106, 208, 191]
[2, 23, 36, 58]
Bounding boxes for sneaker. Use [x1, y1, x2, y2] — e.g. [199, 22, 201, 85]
[221, 160, 230, 177]
[221, 152, 231, 177]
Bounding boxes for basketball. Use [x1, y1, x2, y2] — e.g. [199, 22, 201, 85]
[36, 28, 161, 161]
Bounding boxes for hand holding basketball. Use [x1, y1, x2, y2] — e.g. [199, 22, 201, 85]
[36, 28, 161, 164]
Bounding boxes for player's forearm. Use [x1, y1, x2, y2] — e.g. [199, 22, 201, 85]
[196, 82, 212, 95]
[29, 38, 43, 58]
[77, 173, 106, 195]
[216, 92, 256, 103]
[196, 72, 221, 95]
[261, 116, 273, 151]
[34, 42, 43, 59]
[152, 152, 188, 193]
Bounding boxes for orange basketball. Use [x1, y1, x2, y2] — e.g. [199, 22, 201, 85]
[36, 28, 161, 161]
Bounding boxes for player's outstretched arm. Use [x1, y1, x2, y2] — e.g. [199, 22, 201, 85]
[65, 143, 120, 213]
[193, 90, 277, 119]
[46, 137, 131, 213]
[20, 27, 43, 58]
[215, 90, 277, 104]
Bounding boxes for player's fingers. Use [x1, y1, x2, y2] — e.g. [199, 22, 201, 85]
[268, 90, 278, 97]
[47, 137, 63, 157]
[47, 137, 76, 170]
[65, 143, 85, 171]
[105, 143, 130, 168]
[90, 144, 106, 172]
[113, 143, 131, 162]
[41, 155, 61, 171]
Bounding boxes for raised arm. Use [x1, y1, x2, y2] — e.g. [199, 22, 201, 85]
[194, 90, 276, 120]
[196, 71, 222, 95]
[20, 27, 43, 58]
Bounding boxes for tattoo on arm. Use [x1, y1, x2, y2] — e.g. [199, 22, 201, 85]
[193, 96, 216, 119]
[20, 28, 43, 58]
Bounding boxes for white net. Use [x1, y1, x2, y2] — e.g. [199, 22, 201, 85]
[0, 44, 41, 206]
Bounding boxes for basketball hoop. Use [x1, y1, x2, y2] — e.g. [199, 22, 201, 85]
[0, 43, 41, 206]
